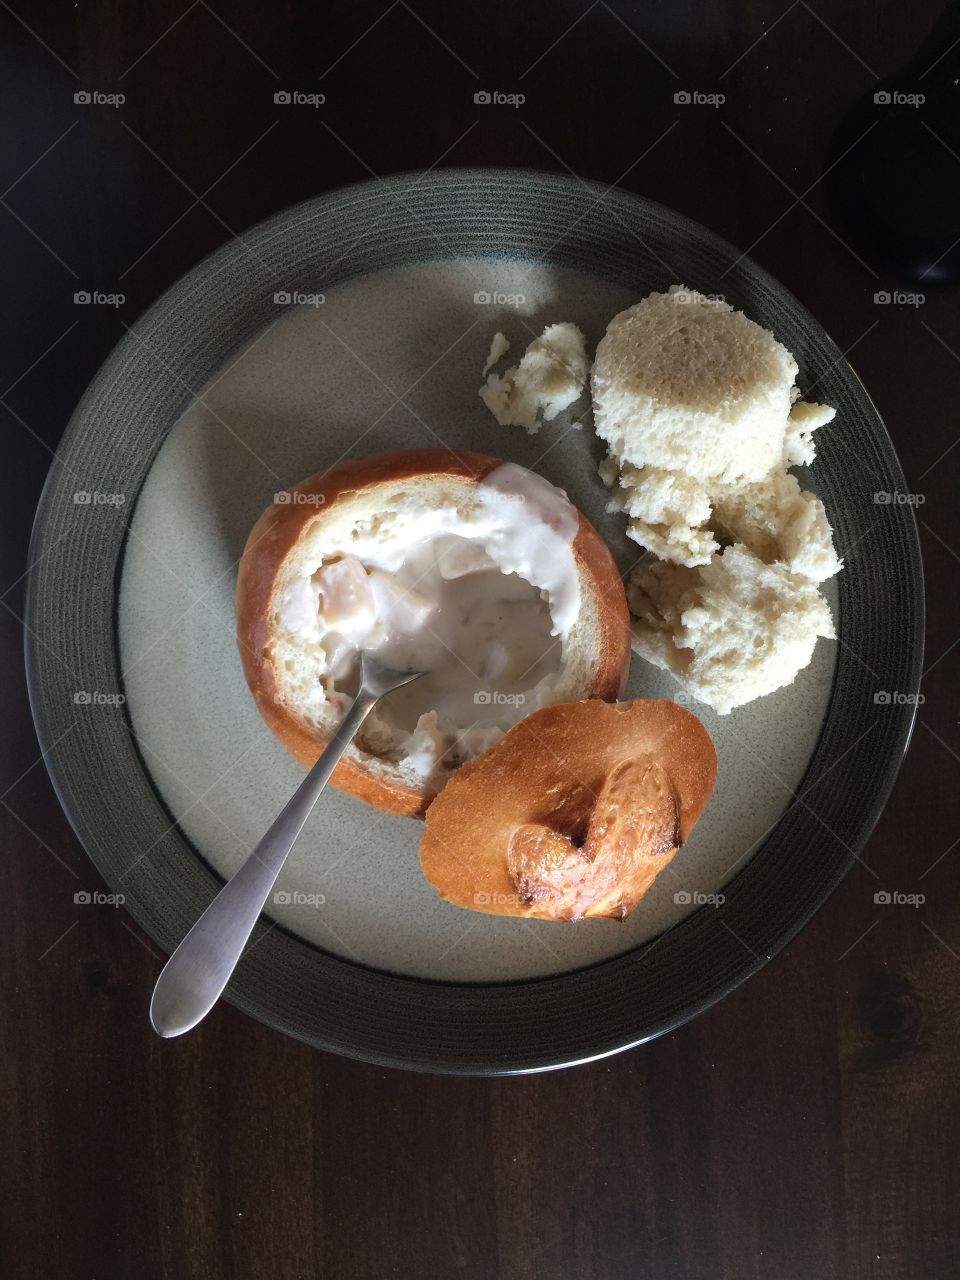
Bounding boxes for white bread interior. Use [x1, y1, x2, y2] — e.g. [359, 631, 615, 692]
[627, 545, 835, 716]
[592, 286, 800, 484]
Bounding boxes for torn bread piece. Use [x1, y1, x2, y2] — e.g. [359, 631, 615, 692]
[600, 451, 840, 582]
[710, 470, 841, 584]
[605, 462, 719, 568]
[479, 322, 589, 433]
[420, 699, 716, 921]
[590, 285, 841, 712]
[627, 545, 835, 716]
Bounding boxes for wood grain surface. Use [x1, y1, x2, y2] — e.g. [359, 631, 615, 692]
[1, 3, 956, 1277]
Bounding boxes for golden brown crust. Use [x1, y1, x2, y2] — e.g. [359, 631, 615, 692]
[419, 699, 717, 918]
[236, 449, 631, 817]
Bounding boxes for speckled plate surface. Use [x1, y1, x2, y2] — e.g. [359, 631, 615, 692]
[26, 170, 923, 1073]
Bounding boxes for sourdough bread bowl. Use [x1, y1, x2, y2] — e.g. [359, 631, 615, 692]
[236, 449, 631, 816]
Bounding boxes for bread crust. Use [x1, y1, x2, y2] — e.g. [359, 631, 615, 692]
[236, 449, 631, 817]
[419, 698, 717, 918]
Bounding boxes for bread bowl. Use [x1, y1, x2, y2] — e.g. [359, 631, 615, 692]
[236, 449, 631, 816]
[419, 698, 717, 920]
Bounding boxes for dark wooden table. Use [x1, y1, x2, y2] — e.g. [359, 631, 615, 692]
[2, 3, 956, 1277]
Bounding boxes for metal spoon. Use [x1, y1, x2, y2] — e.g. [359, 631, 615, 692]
[149, 653, 425, 1038]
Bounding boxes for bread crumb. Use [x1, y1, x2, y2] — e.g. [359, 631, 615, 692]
[784, 399, 835, 467]
[482, 331, 510, 377]
[479, 322, 588, 434]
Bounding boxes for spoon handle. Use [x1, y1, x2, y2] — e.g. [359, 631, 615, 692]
[149, 688, 377, 1038]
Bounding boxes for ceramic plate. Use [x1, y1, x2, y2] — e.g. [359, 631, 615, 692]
[26, 170, 923, 1073]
